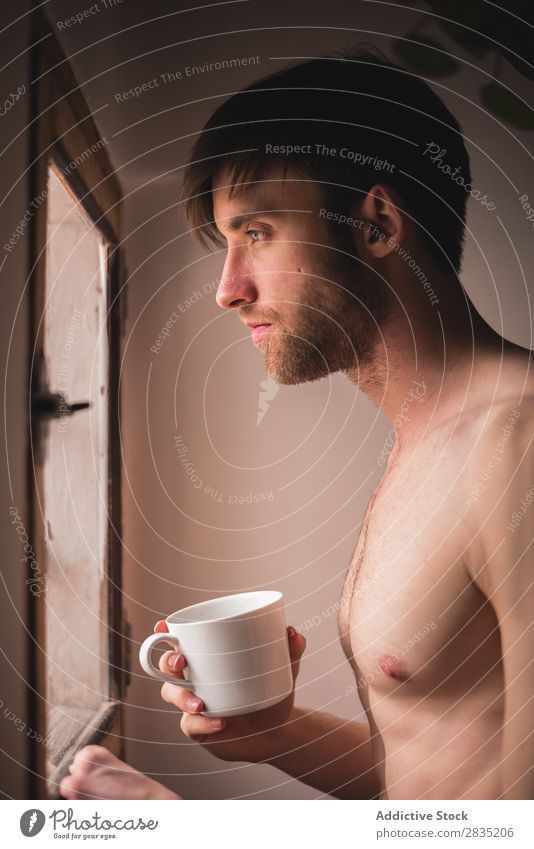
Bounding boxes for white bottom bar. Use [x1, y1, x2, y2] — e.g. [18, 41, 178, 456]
[4, 799, 533, 848]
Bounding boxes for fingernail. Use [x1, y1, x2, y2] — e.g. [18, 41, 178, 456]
[168, 653, 182, 671]
[210, 718, 225, 731]
[287, 626, 296, 638]
[186, 695, 203, 712]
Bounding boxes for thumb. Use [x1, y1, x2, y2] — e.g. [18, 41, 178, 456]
[287, 626, 306, 681]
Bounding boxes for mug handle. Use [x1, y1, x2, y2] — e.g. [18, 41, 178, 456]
[139, 633, 195, 688]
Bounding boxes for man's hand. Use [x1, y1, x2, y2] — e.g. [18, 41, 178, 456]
[59, 745, 180, 800]
[154, 620, 306, 763]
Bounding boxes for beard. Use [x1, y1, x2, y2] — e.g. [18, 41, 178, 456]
[259, 259, 391, 387]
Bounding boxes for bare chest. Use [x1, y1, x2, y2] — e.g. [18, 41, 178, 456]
[339, 449, 501, 700]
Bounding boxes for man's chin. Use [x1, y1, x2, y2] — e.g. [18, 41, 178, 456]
[263, 369, 306, 386]
[261, 334, 355, 385]
[263, 355, 341, 385]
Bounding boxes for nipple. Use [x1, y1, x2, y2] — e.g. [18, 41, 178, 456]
[378, 654, 410, 682]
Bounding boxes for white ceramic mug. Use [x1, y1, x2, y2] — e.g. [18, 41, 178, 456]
[139, 590, 293, 717]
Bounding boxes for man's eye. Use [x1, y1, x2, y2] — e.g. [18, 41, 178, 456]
[245, 229, 267, 243]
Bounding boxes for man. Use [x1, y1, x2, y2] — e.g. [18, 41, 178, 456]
[60, 49, 534, 801]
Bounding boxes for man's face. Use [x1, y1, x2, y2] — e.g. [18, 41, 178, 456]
[212, 165, 389, 385]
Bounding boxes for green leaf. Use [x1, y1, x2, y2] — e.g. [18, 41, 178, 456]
[480, 83, 534, 130]
[393, 36, 458, 77]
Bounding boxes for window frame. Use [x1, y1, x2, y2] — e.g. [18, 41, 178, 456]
[29, 8, 127, 800]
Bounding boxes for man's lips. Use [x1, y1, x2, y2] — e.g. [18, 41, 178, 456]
[246, 322, 272, 343]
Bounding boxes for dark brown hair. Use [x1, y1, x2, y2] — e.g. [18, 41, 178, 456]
[182, 47, 471, 272]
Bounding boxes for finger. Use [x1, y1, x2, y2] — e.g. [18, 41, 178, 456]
[158, 650, 186, 678]
[69, 745, 111, 774]
[153, 620, 175, 649]
[181, 713, 226, 739]
[160, 681, 204, 713]
[287, 626, 306, 680]
[59, 774, 81, 800]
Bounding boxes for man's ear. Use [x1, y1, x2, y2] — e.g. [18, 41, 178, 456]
[356, 184, 405, 258]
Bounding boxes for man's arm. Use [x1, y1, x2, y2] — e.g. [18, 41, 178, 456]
[466, 403, 534, 799]
[159, 627, 380, 798]
[268, 707, 380, 799]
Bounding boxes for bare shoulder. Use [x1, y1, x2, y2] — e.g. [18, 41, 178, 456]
[457, 346, 534, 463]
[461, 387, 534, 501]
[467, 394, 534, 469]
[462, 389, 534, 594]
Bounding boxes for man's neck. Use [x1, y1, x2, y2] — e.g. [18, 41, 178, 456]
[345, 271, 507, 440]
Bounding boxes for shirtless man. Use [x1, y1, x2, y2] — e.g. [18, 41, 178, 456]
[60, 49, 534, 801]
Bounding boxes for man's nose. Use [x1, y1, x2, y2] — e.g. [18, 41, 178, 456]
[216, 251, 257, 310]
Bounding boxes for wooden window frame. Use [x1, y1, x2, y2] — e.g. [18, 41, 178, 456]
[28, 8, 127, 800]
